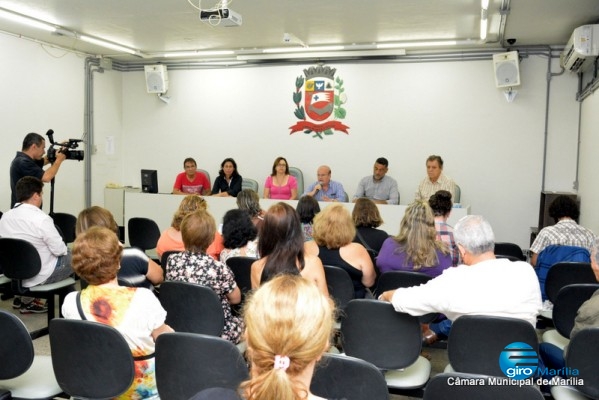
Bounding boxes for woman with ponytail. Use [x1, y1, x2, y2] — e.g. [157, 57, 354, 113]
[241, 274, 335, 400]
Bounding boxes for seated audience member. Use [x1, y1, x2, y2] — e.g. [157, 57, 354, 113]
[241, 274, 335, 400]
[530, 195, 595, 266]
[377, 201, 452, 277]
[220, 209, 259, 264]
[429, 190, 459, 266]
[414, 155, 457, 201]
[157, 194, 224, 260]
[63, 226, 173, 399]
[236, 189, 265, 233]
[76, 206, 163, 289]
[250, 203, 328, 296]
[172, 157, 211, 195]
[263, 156, 298, 200]
[166, 210, 243, 344]
[378, 215, 542, 342]
[530, 195, 595, 302]
[539, 237, 599, 378]
[304, 165, 346, 202]
[305, 204, 376, 298]
[352, 197, 389, 262]
[212, 158, 242, 197]
[0, 176, 72, 314]
[353, 157, 399, 205]
[296, 195, 321, 241]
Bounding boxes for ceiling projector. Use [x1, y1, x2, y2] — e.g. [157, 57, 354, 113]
[200, 8, 242, 27]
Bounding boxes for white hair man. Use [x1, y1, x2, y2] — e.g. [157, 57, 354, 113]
[379, 215, 541, 343]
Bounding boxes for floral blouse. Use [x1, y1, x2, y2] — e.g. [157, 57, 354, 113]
[165, 251, 243, 344]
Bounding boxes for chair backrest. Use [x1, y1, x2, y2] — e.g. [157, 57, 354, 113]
[375, 270, 432, 295]
[225, 256, 255, 297]
[323, 265, 355, 316]
[197, 169, 211, 184]
[127, 217, 161, 250]
[453, 184, 461, 203]
[564, 327, 599, 399]
[51, 212, 77, 244]
[241, 178, 259, 193]
[160, 250, 181, 278]
[544, 261, 596, 303]
[0, 310, 35, 379]
[341, 299, 422, 370]
[536, 245, 591, 301]
[159, 281, 224, 336]
[155, 332, 249, 400]
[0, 237, 41, 281]
[311, 353, 388, 400]
[552, 283, 599, 339]
[423, 372, 545, 400]
[288, 166, 304, 194]
[49, 318, 134, 399]
[494, 242, 525, 261]
[447, 315, 539, 377]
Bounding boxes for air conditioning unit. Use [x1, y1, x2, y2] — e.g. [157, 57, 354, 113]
[561, 24, 599, 73]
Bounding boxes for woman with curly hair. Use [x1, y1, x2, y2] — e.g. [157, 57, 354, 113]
[156, 194, 224, 260]
[376, 200, 452, 277]
[220, 209, 259, 263]
[241, 274, 335, 400]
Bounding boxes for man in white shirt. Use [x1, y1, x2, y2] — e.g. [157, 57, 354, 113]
[379, 215, 541, 343]
[0, 176, 72, 313]
[415, 155, 457, 202]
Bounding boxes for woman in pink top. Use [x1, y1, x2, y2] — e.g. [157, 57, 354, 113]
[263, 156, 298, 200]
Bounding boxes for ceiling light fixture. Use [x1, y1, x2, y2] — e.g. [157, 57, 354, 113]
[0, 8, 57, 32]
[263, 45, 345, 53]
[80, 35, 139, 55]
[163, 50, 235, 58]
[378, 40, 459, 49]
[480, 0, 489, 41]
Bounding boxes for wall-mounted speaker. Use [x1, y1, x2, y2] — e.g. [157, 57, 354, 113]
[493, 51, 520, 88]
[144, 65, 169, 94]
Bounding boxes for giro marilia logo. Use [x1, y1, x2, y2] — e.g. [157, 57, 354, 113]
[498, 342, 539, 380]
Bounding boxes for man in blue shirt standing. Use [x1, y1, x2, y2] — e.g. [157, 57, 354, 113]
[304, 165, 346, 202]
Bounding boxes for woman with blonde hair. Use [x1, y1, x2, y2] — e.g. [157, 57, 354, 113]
[156, 194, 224, 260]
[304, 204, 376, 298]
[250, 202, 328, 297]
[76, 206, 163, 289]
[242, 274, 335, 400]
[376, 200, 452, 277]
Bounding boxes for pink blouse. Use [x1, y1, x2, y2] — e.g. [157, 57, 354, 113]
[264, 175, 297, 199]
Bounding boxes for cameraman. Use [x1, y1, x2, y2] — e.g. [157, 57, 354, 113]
[9, 132, 66, 208]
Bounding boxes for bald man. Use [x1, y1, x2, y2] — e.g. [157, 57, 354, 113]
[304, 165, 346, 202]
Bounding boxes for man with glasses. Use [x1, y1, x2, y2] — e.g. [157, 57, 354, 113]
[304, 165, 346, 202]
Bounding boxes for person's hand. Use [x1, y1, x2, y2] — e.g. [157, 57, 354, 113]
[55, 149, 67, 162]
[314, 183, 322, 192]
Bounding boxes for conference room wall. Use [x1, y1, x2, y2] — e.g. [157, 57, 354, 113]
[578, 92, 599, 235]
[115, 56, 580, 248]
[0, 34, 86, 214]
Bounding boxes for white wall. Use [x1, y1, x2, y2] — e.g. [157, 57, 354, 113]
[578, 89, 599, 233]
[0, 34, 86, 215]
[2, 32, 587, 250]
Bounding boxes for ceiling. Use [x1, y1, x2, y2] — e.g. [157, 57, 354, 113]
[1, 0, 599, 63]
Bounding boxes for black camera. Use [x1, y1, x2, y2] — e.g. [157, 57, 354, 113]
[46, 129, 84, 162]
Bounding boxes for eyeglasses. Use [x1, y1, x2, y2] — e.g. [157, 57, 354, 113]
[277, 163, 287, 167]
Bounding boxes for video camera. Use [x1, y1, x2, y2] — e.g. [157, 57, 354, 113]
[46, 129, 84, 162]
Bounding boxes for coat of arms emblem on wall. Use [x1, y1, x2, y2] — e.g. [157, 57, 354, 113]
[289, 65, 349, 139]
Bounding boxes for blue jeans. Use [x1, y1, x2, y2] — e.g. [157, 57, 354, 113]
[42, 250, 73, 284]
[430, 319, 453, 337]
